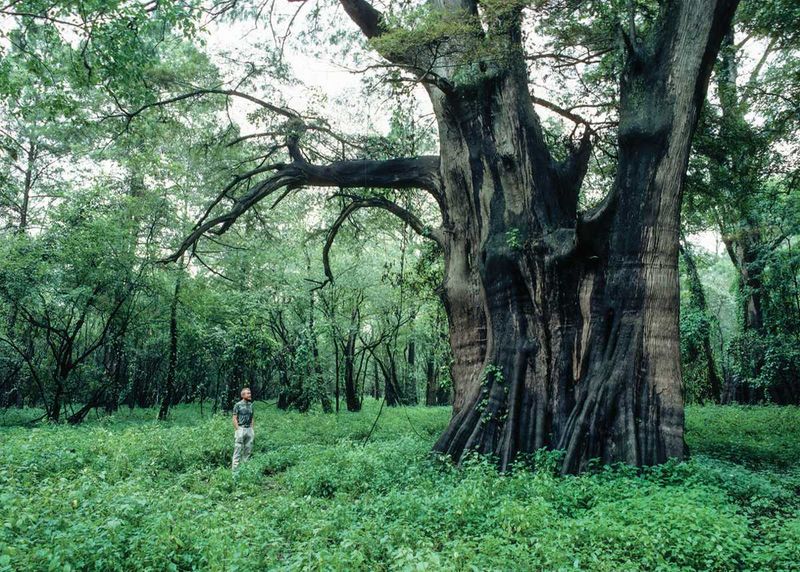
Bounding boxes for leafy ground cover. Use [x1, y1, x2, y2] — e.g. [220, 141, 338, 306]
[1, 402, 798, 571]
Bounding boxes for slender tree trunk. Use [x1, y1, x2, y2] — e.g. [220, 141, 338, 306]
[722, 234, 768, 403]
[158, 273, 181, 420]
[334, 336, 340, 413]
[383, 351, 402, 407]
[49, 366, 69, 423]
[405, 339, 417, 405]
[357, 351, 367, 404]
[425, 354, 438, 406]
[722, 234, 766, 334]
[343, 314, 361, 411]
[372, 359, 380, 400]
[680, 244, 722, 402]
[305, 289, 332, 413]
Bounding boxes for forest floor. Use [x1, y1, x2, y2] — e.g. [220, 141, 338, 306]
[1, 402, 799, 571]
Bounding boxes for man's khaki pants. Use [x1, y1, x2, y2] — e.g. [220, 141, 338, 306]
[232, 427, 254, 470]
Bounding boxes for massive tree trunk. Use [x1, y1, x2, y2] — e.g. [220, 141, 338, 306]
[426, 0, 738, 473]
[168, 0, 738, 473]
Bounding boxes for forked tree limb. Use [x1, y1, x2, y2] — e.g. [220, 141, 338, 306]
[322, 196, 444, 284]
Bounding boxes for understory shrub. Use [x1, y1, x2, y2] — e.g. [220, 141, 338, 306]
[1, 402, 798, 571]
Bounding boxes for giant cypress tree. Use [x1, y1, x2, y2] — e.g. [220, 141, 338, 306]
[21, 0, 730, 471]
[160, 0, 740, 473]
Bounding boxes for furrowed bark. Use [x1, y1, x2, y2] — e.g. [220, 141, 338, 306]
[430, 0, 739, 473]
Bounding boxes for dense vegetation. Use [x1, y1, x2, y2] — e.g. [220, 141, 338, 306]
[0, 1, 797, 425]
[2, 404, 799, 571]
[0, 0, 799, 568]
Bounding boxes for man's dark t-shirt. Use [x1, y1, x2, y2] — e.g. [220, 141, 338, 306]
[233, 400, 253, 428]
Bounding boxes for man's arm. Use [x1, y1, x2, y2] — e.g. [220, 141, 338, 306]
[232, 404, 239, 430]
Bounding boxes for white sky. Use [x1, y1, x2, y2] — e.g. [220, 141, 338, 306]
[203, 9, 430, 138]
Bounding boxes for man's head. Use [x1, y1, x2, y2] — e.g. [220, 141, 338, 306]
[241, 387, 252, 402]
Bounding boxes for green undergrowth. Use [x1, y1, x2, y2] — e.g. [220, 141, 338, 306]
[1, 402, 798, 571]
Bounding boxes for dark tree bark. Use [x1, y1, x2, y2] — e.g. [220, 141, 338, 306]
[343, 306, 361, 411]
[405, 339, 417, 405]
[334, 333, 340, 413]
[167, 0, 739, 473]
[379, 350, 402, 407]
[429, 0, 738, 473]
[67, 388, 104, 425]
[276, 368, 291, 410]
[425, 355, 438, 406]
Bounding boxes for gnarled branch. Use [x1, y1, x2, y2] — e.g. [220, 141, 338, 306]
[162, 155, 442, 263]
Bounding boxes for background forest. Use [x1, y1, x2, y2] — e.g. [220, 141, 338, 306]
[1, 1, 799, 570]
[0, 0, 797, 420]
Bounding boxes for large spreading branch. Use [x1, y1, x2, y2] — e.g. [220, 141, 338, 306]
[339, 0, 386, 39]
[112, 78, 444, 268]
[113, 87, 371, 155]
[162, 154, 442, 263]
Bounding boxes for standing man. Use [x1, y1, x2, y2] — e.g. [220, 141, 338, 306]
[232, 387, 254, 470]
